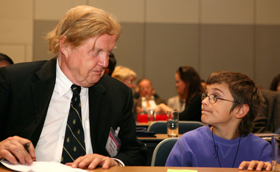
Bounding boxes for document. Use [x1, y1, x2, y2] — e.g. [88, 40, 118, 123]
[1, 159, 88, 172]
[167, 169, 198, 172]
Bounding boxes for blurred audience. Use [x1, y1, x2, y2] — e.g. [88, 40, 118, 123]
[0, 53, 14, 68]
[112, 66, 137, 90]
[269, 74, 280, 91]
[157, 66, 203, 121]
[134, 78, 166, 119]
[104, 53, 117, 76]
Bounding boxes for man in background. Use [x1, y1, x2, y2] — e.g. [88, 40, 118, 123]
[134, 78, 166, 119]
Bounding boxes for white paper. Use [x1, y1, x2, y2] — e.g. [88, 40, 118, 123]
[1, 159, 88, 172]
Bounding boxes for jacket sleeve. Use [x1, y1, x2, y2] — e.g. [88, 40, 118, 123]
[114, 88, 147, 166]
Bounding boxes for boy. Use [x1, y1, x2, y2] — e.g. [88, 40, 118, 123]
[166, 71, 272, 171]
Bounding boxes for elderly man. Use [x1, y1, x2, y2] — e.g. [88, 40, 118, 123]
[134, 79, 166, 119]
[0, 5, 146, 169]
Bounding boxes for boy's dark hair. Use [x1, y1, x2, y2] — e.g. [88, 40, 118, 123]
[206, 71, 264, 136]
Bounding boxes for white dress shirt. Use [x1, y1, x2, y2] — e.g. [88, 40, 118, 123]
[141, 96, 157, 112]
[35, 61, 93, 162]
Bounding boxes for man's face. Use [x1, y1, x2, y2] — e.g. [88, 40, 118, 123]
[60, 34, 117, 87]
[201, 83, 237, 127]
[138, 80, 154, 99]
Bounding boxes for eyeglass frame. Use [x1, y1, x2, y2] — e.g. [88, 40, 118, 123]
[201, 93, 239, 104]
[139, 86, 153, 91]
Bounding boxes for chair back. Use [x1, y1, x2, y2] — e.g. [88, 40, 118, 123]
[151, 138, 178, 166]
[147, 121, 204, 134]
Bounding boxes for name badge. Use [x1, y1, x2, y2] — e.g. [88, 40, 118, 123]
[106, 127, 121, 157]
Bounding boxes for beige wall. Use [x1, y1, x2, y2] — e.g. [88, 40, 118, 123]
[1, 0, 280, 100]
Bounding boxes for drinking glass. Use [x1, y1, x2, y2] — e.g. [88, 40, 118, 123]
[167, 111, 179, 137]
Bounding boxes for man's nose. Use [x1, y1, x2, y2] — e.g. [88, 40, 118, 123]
[98, 54, 109, 68]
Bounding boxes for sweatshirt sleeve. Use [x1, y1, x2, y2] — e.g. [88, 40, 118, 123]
[165, 138, 197, 167]
[259, 141, 273, 164]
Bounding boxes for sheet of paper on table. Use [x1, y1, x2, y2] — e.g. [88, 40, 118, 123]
[0, 159, 88, 172]
[167, 169, 198, 172]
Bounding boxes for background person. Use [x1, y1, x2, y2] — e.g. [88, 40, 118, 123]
[0, 5, 147, 169]
[157, 66, 203, 121]
[0, 53, 14, 67]
[104, 53, 116, 76]
[112, 66, 137, 90]
[133, 78, 166, 119]
[269, 74, 280, 91]
[166, 71, 272, 170]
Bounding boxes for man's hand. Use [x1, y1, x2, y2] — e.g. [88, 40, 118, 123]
[239, 160, 272, 171]
[0, 136, 36, 165]
[136, 107, 144, 114]
[66, 154, 118, 169]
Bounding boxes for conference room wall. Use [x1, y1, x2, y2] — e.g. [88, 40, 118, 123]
[1, 0, 280, 101]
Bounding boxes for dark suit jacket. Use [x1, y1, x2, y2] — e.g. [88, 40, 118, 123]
[0, 58, 147, 166]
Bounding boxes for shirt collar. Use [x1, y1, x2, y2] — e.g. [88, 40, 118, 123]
[142, 96, 155, 101]
[55, 61, 88, 97]
[56, 61, 73, 97]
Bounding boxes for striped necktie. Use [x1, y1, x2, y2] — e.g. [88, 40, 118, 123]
[61, 84, 86, 164]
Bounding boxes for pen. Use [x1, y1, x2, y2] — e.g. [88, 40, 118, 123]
[23, 142, 30, 153]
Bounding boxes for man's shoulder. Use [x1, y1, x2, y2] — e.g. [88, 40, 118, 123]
[3, 59, 51, 73]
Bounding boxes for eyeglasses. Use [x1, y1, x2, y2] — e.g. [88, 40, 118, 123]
[139, 86, 153, 91]
[201, 93, 238, 104]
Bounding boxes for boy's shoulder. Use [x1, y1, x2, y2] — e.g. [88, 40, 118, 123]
[246, 133, 271, 146]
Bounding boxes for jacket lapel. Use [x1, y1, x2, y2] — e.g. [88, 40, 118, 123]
[29, 58, 57, 145]
[88, 77, 111, 153]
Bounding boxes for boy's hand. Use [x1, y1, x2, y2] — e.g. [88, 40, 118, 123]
[239, 160, 272, 171]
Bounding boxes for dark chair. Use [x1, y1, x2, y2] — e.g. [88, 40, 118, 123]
[151, 138, 178, 166]
[147, 121, 204, 134]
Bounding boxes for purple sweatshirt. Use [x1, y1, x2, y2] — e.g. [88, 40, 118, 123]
[166, 125, 272, 167]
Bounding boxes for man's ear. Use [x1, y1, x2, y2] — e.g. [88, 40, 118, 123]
[59, 36, 70, 57]
[235, 104, 250, 119]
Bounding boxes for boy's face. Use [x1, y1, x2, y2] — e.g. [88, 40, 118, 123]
[201, 83, 237, 127]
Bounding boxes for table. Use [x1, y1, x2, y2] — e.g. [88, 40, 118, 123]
[0, 165, 274, 172]
[138, 134, 182, 166]
[136, 122, 151, 131]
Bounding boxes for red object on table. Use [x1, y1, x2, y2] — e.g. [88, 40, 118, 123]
[137, 114, 148, 123]
[155, 114, 167, 121]
[137, 114, 168, 122]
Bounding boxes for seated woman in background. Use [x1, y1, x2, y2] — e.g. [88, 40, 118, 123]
[156, 66, 203, 121]
[269, 74, 280, 91]
[112, 66, 137, 90]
